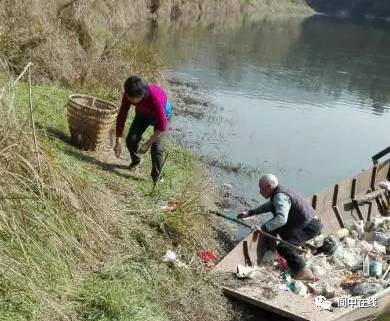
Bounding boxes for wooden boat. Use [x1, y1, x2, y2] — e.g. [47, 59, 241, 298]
[215, 147, 390, 321]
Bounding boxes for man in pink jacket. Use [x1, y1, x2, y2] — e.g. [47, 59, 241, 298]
[114, 76, 172, 183]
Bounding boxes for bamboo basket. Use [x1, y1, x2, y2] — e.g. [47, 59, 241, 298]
[67, 94, 118, 151]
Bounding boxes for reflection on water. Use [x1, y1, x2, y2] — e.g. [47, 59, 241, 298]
[287, 16, 390, 114]
[142, 15, 390, 204]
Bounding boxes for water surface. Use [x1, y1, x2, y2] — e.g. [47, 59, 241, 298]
[145, 14, 390, 321]
[145, 16, 390, 206]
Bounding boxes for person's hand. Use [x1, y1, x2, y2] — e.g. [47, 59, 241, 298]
[114, 138, 122, 158]
[138, 141, 151, 154]
[251, 225, 261, 232]
[251, 224, 268, 233]
[237, 210, 249, 219]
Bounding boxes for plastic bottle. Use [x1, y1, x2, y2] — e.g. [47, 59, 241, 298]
[369, 261, 383, 278]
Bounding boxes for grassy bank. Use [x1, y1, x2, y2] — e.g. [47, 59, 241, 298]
[0, 1, 313, 320]
[0, 0, 312, 87]
[0, 1, 242, 319]
[0, 73, 234, 321]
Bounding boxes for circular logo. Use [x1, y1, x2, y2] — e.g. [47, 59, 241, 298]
[315, 296, 327, 307]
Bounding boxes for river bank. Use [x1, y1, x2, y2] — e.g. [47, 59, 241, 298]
[0, 0, 313, 88]
[0, 2, 274, 320]
[2, 2, 390, 320]
[0, 69, 246, 320]
[167, 77, 260, 208]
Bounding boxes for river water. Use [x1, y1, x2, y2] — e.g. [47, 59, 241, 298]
[146, 14, 390, 204]
[142, 14, 390, 320]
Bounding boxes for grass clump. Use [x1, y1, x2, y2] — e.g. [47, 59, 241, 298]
[0, 0, 163, 88]
[0, 1, 238, 319]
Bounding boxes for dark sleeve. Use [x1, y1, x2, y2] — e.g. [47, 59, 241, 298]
[116, 93, 131, 137]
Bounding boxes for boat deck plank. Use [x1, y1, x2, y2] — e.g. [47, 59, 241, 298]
[222, 285, 350, 321]
[222, 285, 390, 321]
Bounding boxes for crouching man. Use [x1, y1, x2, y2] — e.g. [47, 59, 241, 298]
[237, 174, 322, 280]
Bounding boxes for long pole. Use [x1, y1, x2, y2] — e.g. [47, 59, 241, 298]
[151, 150, 169, 194]
[28, 65, 41, 173]
[210, 210, 308, 254]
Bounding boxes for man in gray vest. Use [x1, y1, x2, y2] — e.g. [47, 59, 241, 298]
[237, 174, 322, 280]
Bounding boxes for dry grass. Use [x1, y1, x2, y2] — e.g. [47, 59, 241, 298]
[0, 0, 162, 91]
[0, 0, 312, 91]
[0, 66, 234, 321]
[0, 66, 138, 320]
[0, 1, 258, 319]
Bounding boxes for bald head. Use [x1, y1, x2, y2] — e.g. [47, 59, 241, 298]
[259, 174, 278, 188]
[258, 174, 279, 198]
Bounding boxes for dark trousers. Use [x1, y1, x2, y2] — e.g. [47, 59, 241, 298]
[276, 219, 322, 274]
[125, 113, 164, 182]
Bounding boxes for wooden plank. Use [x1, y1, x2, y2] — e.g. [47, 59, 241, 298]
[336, 177, 353, 204]
[379, 195, 390, 214]
[349, 178, 365, 221]
[215, 232, 261, 273]
[348, 169, 373, 223]
[387, 161, 390, 181]
[243, 241, 252, 266]
[331, 286, 390, 321]
[221, 283, 390, 321]
[375, 161, 390, 184]
[376, 197, 385, 216]
[332, 184, 339, 206]
[222, 285, 353, 321]
[314, 166, 382, 233]
[354, 169, 372, 198]
[314, 185, 342, 234]
[372, 146, 390, 164]
[353, 189, 386, 205]
[314, 185, 334, 216]
[217, 156, 390, 321]
[332, 205, 345, 228]
[351, 178, 357, 199]
[222, 287, 313, 321]
[367, 201, 373, 222]
[371, 166, 378, 190]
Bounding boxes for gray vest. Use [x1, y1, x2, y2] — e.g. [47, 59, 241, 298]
[270, 185, 315, 237]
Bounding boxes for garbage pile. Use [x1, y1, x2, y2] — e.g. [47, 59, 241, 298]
[234, 216, 390, 310]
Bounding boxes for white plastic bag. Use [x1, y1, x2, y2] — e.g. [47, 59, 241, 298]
[336, 228, 350, 240]
[331, 245, 361, 268]
[373, 241, 386, 255]
[352, 220, 365, 239]
[344, 237, 356, 248]
[162, 250, 188, 268]
[379, 180, 390, 191]
[236, 264, 256, 278]
[360, 240, 374, 254]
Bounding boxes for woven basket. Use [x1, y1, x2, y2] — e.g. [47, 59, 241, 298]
[67, 94, 118, 151]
